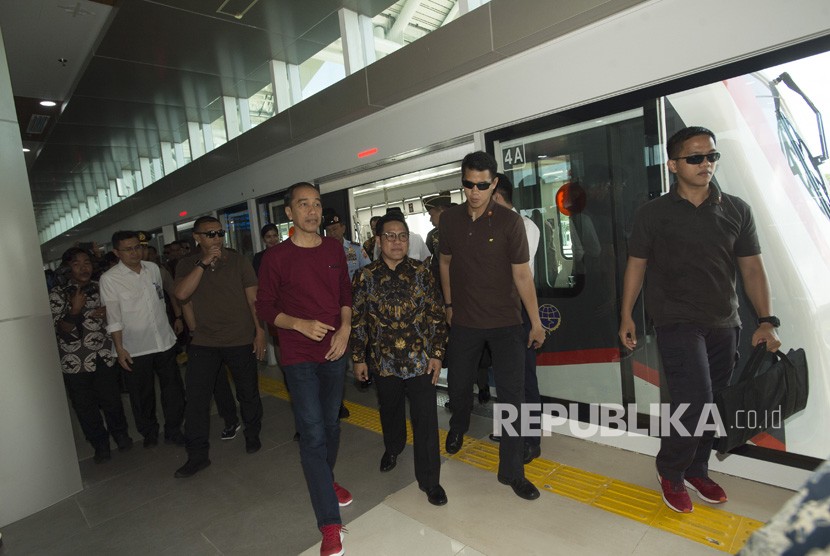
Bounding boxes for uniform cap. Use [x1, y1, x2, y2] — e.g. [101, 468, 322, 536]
[322, 208, 342, 228]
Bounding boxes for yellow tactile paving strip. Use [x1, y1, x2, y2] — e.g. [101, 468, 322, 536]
[258, 374, 763, 553]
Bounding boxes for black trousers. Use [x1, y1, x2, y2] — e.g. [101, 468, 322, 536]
[64, 361, 129, 448]
[376, 373, 440, 490]
[655, 324, 739, 482]
[124, 346, 185, 440]
[521, 307, 542, 448]
[184, 344, 263, 461]
[214, 367, 239, 428]
[448, 323, 525, 480]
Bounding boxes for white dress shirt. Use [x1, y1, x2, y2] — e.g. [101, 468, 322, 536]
[100, 260, 176, 357]
[515, 208, 541, 277]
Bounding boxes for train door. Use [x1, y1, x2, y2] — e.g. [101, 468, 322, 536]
[489, 105, 665, 417]
[218, 202, 254, 258]
[344, 161, 465, 257]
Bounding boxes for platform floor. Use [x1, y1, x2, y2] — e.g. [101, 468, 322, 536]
[0, 363, 795, 555]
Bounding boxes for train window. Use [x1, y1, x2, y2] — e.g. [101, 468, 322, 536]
[218, 203, 253, 258]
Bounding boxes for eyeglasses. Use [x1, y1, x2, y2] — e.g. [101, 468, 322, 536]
[672, 152, 721, 165]
[195, 230, 226, 238]
[461, 179, 492, 190]
[117, 245, 143, 253]
[380, 231, 410, 242]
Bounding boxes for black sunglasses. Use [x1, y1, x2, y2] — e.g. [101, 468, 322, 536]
[195, 230, 226, 238]
[462, 179, 492, 190]
[672, 152, 721, 165]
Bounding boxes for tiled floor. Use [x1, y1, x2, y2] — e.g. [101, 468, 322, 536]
[0, 364, 795, 555]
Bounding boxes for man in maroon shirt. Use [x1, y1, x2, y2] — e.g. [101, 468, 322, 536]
[255, 182, 353, 556]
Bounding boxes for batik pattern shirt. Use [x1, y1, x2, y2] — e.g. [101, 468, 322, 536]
[351, 257, 447, 379]
[49, 281, 115, 374]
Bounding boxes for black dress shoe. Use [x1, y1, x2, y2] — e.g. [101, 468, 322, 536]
[497, 475, 540, 500]
[174, 459, 211, 478]
[380, 451, 397, 472]
[445, 431, 463, 454]
[420, 484, 448, 506]
[143, 434, 158, 448]
[523, 443, 541, 464]
[245, 436, 262, 454]
[488, 433, 501, 443]
[478, 388, 491, 404]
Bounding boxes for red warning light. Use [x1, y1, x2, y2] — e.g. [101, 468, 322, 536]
[179, 211, 188, 217]
[555, 183, 586, 216]
[357, 148, 378, 159]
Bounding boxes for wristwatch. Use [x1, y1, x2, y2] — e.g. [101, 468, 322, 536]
[196, 259, 210, 270]
[757, 316, 780, 328]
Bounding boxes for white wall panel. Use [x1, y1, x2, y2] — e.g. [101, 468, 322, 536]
[0, 27, 83, 527]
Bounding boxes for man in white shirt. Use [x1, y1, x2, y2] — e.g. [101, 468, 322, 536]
[492, 173, 543, 464]
[100, 230, 186, 448]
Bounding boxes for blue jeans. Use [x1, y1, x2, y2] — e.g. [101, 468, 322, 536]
[282, 357, 346, 528]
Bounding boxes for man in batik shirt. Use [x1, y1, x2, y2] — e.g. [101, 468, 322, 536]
[351, 212, 449, 507]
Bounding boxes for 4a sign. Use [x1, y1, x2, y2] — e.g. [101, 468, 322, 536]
[502, 145, 526, 169]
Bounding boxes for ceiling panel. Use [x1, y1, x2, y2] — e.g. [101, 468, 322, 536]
[1, 0, 452, 238]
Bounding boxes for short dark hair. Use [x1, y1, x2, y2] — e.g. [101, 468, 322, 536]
[284, 182, 317, 207]
[666, 126, 716, 159]
[111, 230, 139, 249]
[193, 216, 220, 232]
[494, 173, 513, 204]
[260, 223, 279, 238]
[375, 212, 408, 236]
[461, 151, 497, 178]
[61, 247, 91, 265]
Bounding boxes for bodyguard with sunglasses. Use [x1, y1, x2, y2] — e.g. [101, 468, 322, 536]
[620, 126, 781, 513]
[172, 216, 266, 478]
[439, 151, 545, 501]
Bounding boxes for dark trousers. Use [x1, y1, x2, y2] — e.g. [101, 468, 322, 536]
[283, 358, 346, 528]
[125, 346, 185, 440]
[184, 344, 263, 460]
[376, 373, 440, 490]
[64, 361, 129, 448]
[521, 307, 542, 448]
[655, 324, 739, 482]
[214, 367, 239, 428]
[448, 323, 525, 480]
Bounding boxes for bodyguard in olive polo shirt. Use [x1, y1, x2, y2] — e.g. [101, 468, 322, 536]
[172, 216, 266, 478]
[619, 126, 781, 514]
[439, 151, 545, 501]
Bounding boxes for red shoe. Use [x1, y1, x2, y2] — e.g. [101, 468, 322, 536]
[319, 524, 344, 556]
[657, 474, 693, 513]
[685, 476, 728, 503]
[333, 482, 352, 507]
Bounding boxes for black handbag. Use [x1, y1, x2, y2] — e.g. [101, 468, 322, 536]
[715, 344, 809, 454]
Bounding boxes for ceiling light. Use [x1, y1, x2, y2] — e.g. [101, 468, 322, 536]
[22, 147, 31, 152]
[39, 100, 57, 107]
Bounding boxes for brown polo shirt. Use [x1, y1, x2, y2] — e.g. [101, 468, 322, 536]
[627, 183, 760, 328]
[439, 200, 529, 328]
[175, 250, 258, 347]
